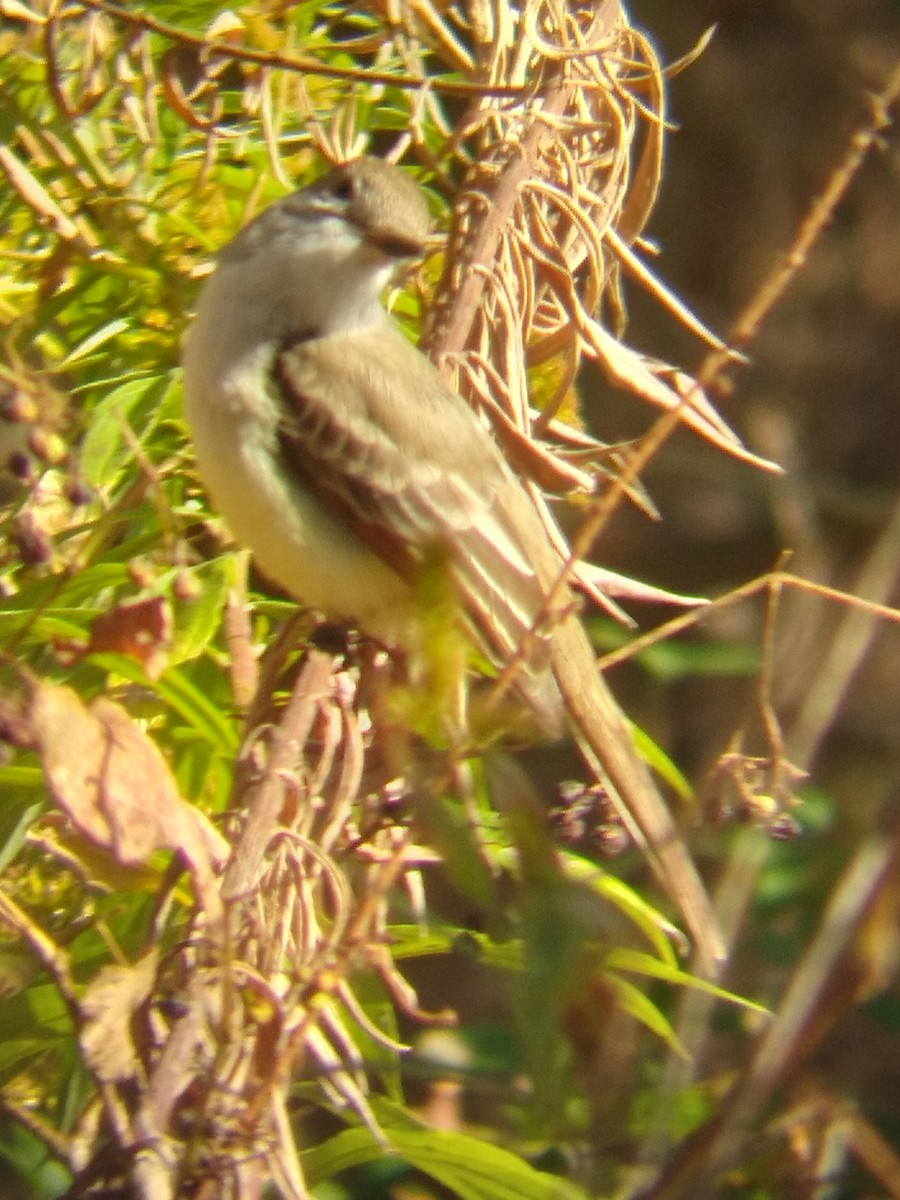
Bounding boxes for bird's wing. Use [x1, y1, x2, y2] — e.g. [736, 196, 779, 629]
[276, 327, 721, 962]
[274, 324, 563, 678]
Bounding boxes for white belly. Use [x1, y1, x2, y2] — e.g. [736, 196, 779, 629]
[183, 339, 414, 647]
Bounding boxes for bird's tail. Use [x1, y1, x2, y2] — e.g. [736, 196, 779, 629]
[551, 614, 724, 970]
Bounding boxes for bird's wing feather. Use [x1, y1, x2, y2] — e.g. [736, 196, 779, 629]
[275, 325, 562, 675]
[275, 324, 719, 963]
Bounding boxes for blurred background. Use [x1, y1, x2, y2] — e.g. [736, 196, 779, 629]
[583, 0, 900, 801]
[567, 0, 900, 1172]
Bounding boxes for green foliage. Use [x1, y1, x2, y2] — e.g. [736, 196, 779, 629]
[304, 1119, 589, 1200]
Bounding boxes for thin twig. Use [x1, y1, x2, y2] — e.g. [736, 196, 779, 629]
[75, 0, 526, 97]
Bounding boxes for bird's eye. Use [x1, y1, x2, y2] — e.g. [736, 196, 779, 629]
[330, 175, 355, 202]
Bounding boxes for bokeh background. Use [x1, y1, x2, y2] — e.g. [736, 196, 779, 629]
[585, 0, 900, 800]
[573, 0, 900, 1167]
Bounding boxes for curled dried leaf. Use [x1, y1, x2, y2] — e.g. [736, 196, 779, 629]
[27, 680, 227, 922]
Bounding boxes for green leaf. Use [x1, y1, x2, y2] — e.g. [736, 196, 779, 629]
[303, 1126, 588, 1200]
[605, 948, 769, 1015]
[638, 638, 761, 683]
[0, 983, 73, 1082]
[588, 618, 759, 682]
[563, 859, 681, 965]
[87, 654, 238, 755]
[604, 973, 688, 1057]
[79, 375, 172, 488]
[387, 924, 524, 971]
[55, 318, 130, 368]
[630, 721, 694, 802]
[0, 798, 44, 875]
[168, 558, 233, 663]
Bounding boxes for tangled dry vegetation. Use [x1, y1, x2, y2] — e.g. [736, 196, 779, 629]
[2, 2, 900, 1199]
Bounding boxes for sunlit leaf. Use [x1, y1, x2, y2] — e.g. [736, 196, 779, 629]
[55, 318, 129, 368]
[303, 1126, 588, 1200]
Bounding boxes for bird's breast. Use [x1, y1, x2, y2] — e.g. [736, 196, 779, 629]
[183, 336, 414, 643]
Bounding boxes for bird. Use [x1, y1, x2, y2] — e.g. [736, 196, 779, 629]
[181, 155, 723, 967]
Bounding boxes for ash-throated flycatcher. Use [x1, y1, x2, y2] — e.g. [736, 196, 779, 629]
[182, 157, 722, 966]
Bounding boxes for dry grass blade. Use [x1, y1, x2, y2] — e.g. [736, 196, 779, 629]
[421, 1, 772, 607]
[132, 649, 424, 1192]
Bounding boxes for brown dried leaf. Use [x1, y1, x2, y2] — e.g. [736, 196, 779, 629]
[28, 681, 227, 920]
[80, 951, 158, 1083]
[473, 387, 596, 494]
[583, 318, 781, 473]
[87, 595, 172, 679]
[577, 561, 710, 611]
